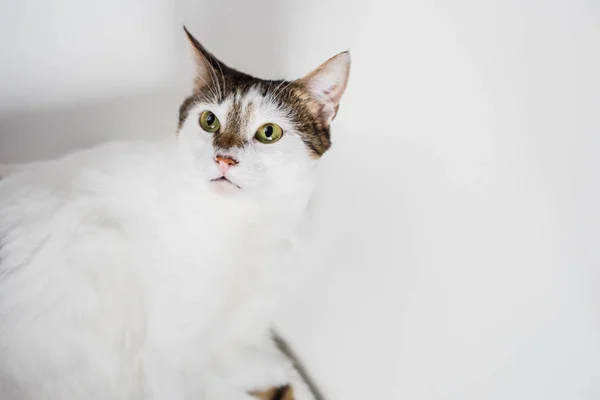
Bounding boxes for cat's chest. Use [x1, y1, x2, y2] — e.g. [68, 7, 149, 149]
[110, 188, 293, 351]
[137, 209, 288, 331]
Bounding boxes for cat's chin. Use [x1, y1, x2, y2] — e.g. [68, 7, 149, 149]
[210, 177, 242, 194]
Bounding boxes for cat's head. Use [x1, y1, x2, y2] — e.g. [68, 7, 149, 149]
[177, 27, 350, 197]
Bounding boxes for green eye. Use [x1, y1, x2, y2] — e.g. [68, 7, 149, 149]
[199, 110, 221, 133]
[255, 123, 283, 144]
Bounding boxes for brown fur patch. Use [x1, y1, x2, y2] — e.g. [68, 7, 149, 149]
[251, 385, 294, 400]
[212, 99, 250, 150]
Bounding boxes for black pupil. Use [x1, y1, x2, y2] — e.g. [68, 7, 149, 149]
[264, 125, 273, 137]
[206, 113, 215, 126]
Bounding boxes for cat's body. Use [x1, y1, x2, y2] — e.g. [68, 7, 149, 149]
[0, 28, 349, 400]
[0, 141, 304, 398]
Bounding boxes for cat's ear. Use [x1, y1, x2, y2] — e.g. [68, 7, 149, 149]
[183, 26, 227, 92]
[299, 51, 351, 123]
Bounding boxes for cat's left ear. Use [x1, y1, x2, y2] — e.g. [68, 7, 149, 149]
[183, 26, 228, 92]
[298, 51, 351, 124]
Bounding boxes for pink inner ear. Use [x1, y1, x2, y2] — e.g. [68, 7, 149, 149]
[322, 103, 338, 124]
[301, 52, 351, 121]
[330, 104, 340, 122]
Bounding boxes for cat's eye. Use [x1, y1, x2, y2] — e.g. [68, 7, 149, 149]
[199, 111, 221, 133]
[255, 123, 283, 144]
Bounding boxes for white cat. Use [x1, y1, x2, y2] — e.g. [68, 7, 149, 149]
[0, 27, 350, 400]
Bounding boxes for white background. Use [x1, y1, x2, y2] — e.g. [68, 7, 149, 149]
[0, 0, 599, 399]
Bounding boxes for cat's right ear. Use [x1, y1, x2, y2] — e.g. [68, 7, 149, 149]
[298, 51, 351, 124]
[183, 26, 226, 92]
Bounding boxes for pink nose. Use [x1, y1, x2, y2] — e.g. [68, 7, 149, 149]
[215, 155, 238, 175]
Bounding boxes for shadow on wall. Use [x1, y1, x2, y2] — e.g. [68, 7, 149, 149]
[0, 90, 182, 163]
[0, 0, 290, 163]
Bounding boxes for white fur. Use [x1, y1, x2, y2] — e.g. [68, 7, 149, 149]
[0, 88, 319, 399]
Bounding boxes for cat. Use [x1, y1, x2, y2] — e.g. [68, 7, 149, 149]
[0, 26, 349, 400]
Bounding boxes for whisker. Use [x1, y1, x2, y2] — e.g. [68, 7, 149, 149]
[196, 74, 218, 101]
[276, 80, 295, 98]
[271, 79, 287, 99]
[206, 52, 225, 101]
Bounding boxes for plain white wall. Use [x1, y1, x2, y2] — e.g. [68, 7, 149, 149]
[276, 1, 600, 399]
[0, 0, 176, 114]
[1, 1, 599, 399]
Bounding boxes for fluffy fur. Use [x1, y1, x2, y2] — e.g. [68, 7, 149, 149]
[0, 28, 349, 400]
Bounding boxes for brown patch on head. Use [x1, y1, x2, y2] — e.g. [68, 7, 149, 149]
[286, 51, 351, 157]
[280, 84, 335, 157]
[212, 98, 254, 150]
[250, 385, 294, 400]
[179, 27, 350, 157]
